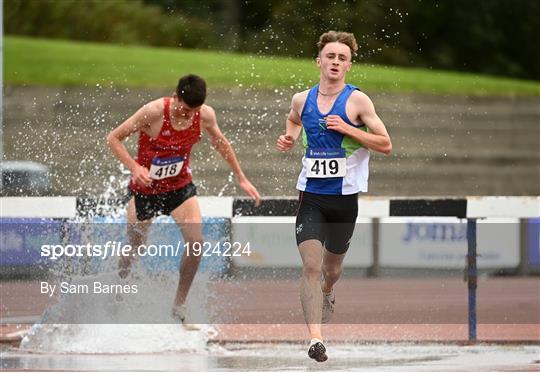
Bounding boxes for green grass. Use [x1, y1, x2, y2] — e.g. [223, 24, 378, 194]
[4, 36, 539, 96]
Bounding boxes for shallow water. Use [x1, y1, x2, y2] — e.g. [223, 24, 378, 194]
[2, 342, 539, 371]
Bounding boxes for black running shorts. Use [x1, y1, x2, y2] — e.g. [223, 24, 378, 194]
[295, 191, 358, 254]
[129, 182, 197, 221]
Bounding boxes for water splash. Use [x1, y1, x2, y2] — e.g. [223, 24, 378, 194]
[18, 173, 219, 354]
[20, 324, 215, 354]
[19, 271, 217, 354]
[217, 171, 234, 197]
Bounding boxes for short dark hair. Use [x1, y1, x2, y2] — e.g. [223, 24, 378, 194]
[176, 74, 207, 107]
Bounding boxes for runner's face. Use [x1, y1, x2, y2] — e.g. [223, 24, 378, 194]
[173, 96, 202, 118]
[317, 42, 352, 81]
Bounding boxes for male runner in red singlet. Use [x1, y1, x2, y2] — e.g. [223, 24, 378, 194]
[107, 74, 260, 327]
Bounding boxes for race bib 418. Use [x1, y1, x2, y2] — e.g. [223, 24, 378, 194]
[149, 156, 184, 180]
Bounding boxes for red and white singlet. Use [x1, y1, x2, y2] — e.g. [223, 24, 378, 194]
[128, 97, 201, 195]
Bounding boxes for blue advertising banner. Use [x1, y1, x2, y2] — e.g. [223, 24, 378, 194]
[528, 218, 540, 267]
[0, 218, 63, 266]
[1, 217, 229, 275]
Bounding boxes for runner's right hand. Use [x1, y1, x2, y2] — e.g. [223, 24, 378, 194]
[132, 164, 152, 187]
[276, 135, 295, 152]
[238, 177, 261, 207]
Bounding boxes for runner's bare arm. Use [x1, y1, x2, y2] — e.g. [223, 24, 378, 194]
[277, 92, 305, 151]
[201, 105, 261, 205]
[325, 91, 392, 155]
[106, 101, 162, 186]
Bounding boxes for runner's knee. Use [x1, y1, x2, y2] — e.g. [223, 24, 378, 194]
[303, 260, 322, 279]
[182, 235, 204, 246]
[322, 265, 342, 280]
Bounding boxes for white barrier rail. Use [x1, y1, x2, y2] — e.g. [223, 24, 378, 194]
[2, 196, 539, 218]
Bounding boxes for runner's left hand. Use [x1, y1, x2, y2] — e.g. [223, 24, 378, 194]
[239, 178, 261, 207]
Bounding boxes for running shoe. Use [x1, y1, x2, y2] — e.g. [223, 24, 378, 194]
[172, 304, 200, 330]
[321, 289, 335, 324]
[308, 339, 328, 362]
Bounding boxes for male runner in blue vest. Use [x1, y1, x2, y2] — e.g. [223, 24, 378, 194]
[277, 31, 392, 362]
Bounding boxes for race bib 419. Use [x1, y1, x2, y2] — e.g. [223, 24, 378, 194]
[305, 148, 346, 178]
